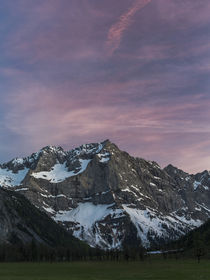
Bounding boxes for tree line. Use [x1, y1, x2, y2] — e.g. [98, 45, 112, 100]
[0, 241, 146, 262]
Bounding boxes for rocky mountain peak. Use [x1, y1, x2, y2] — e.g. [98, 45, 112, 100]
[1, 140, 210, 250]
[40, 145, 65, 154]
[164, 164, 188, 177]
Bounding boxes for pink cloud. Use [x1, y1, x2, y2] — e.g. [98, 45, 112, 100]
[106, 0, 152, 55]
[1, 0, 210, 174]
[3, 78, 210, 174]
[3, 1, 105, 64]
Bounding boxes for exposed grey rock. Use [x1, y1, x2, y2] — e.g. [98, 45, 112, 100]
[1, 140, 210, 249]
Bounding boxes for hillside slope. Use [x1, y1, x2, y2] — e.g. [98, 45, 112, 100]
[0, 188, 89, 253]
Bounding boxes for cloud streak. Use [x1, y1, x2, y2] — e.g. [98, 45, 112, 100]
[0, 0, 210, 173]
[106, 0, 152, 55]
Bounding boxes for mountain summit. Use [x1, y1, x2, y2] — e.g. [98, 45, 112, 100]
[0, 140, 210, 249]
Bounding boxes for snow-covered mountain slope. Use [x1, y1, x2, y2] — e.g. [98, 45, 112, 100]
[1, 140, 210, 249]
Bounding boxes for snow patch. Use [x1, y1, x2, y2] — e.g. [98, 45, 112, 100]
[122, 204, 202, 247]
[154, 176, 161, 180]
[97, 152, 110, 163]
[121, 188, 138, 197]
[31, 159, 91, 183]
[0, 167, 29, 187]
[43, 206, 55, 214]
[122, 205, 166, 247]
[40, 193, 67, 198]
[12, 158, 24, 166]
[15, 188, 29, 192]
[193, 181, 201, 190]
[54, 203, 116, 226]
[54, 202, 125, 248]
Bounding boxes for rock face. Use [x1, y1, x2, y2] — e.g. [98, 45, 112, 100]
[1, 140, 210, 249]
[0, 188, 82, 247]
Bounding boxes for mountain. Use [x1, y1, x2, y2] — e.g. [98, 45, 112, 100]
[0, 188, 89, 250]
[166, 218, 210, 260]
[0, 140, 210, 249]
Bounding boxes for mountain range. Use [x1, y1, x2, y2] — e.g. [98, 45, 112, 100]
[0, 140, 210, 249]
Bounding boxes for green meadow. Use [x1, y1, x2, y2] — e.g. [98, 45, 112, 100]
[0, 259, 209, 280]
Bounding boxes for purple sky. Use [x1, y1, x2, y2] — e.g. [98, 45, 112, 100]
[1, 0, 210, 173]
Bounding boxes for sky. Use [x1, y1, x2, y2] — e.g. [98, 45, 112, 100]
[0, 0, 210, 173]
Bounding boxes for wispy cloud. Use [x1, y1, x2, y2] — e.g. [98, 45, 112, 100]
[106, 0, 152, 55]
[0, 0, 210, 173]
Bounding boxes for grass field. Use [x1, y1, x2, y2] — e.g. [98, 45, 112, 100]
[0, 259, 209, 280]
